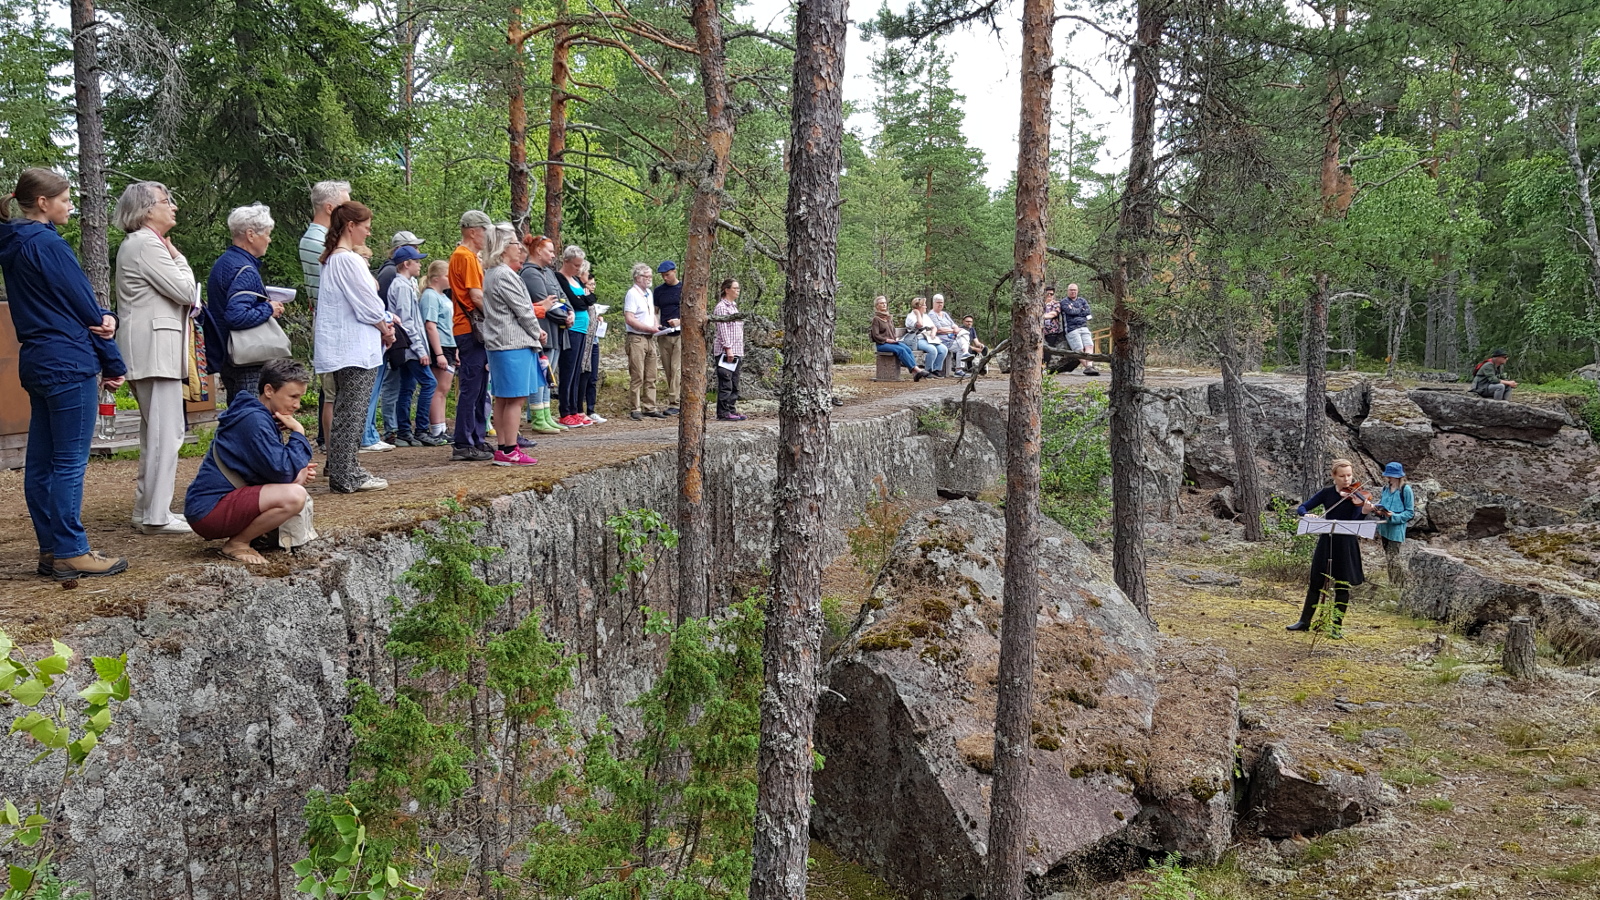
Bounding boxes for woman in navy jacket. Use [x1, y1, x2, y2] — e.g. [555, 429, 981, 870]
[1287, 458, 1378, 638]
[202, 203, 283, 402]
[0, 168, 129, 580]
[184, 358, 314, 566]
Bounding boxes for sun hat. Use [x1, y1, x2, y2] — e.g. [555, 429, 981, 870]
[392, 245, 427, 263]
[657, 260, 677, 273]
[1489, 348, 1509, 358]
[1383, 462, 1406, 478]
[460, 210, 491, 229]
[390, 230, 424, 249]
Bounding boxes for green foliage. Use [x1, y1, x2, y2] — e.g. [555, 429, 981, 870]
[1523, 377, 1600, 440]
[521, 595, 764, 900]
[1137, 854, 1216, 900]
[292, 801, 424, 900]
[605, 508, 679, 602]
[385, 514, 518, 677]
[1039, 379, 1112, 541]
[1245, 499, 1314, 582]
[845, 479, 911, 590]
[0, 0, 70, 184]
[1, 631, 130, 900]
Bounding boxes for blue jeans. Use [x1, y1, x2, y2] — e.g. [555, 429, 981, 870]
[382, 358, 435, 437]
[24, 375, 98, 557]
[913, 337, 947, 373]
[877, 342, 918, 371]
[364, 361, 387, 446]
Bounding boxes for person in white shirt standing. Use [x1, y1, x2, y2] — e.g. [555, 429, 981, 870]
[299, 179, 349, 449]
[623, 262, 665, 419]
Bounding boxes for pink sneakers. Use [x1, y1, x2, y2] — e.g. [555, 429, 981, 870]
[492, 448, 538, 467]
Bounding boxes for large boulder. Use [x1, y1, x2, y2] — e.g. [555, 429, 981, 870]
[1402, 541, 1600, 661]
[1406, 390, 1567, 444]
[814, 501, 1238, 900]
[1325, 373, 1371, 427]
[1240, 744, 1382, 839]
[1420, 429, 1600, 511]
[1184, 380, 1308, 497]
[1357, 388, 1433, 470]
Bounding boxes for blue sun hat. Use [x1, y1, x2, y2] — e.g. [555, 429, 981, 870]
[1383, 462, 1406, 479]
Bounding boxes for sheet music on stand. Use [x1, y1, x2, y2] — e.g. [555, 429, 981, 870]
[1296, 516, 1378, 539]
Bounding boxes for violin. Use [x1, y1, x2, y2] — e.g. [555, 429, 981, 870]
[1339, 481, 1389, 517]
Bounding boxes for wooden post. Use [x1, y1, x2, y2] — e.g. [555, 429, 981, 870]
[1503, 616, 1538, 680]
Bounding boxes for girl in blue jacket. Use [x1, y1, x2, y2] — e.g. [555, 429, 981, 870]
[1375, 462, 1415, 588]
[0, 168, 128, 580]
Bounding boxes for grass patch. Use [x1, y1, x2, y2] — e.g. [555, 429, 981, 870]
[1542, 856, 1600, 884]
[1383, 766, 1441, 788]
[1428, 656, 1468, 685]
[1418, 796, 1455, 812]
[1300, 829, 1363, 865]
[1498, 722, 1548, 750]
[177, 425, 215, 459]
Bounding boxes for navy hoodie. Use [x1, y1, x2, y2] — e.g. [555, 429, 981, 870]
[0, 218, 125, 387]
[183, 392, 312, 523]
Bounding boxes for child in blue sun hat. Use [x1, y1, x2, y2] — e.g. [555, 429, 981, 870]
[1375, 462, 1415, 588]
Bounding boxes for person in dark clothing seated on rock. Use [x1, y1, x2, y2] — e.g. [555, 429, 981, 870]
[871, 295, 928, 380]
[1286, 458, 1377, 639]
[1470, 349, 1517, 401]
[184, 358, 315, 565]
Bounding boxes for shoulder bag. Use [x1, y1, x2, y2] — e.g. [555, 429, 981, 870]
[228, 286, 293, 366]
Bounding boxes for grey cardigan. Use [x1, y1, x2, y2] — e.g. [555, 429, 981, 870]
[480, 264, 544, 352]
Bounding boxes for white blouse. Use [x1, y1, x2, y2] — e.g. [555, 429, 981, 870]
[313, 249, 390, 373]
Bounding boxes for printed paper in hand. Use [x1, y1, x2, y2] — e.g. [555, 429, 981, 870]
[265, 286, 297, 304]
[718, 357, 737, 372]
[595, 319, 608, 339]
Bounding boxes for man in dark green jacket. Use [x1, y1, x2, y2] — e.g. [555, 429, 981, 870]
[1471, 348, 1517, 401]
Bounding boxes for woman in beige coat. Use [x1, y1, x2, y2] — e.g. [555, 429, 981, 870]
[113, 181, 197, 535]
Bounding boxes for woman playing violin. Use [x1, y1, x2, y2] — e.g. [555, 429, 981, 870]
[1287, 458, 1378, 639]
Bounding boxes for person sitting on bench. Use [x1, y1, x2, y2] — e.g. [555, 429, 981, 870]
[871, 295, 927, 380]
[1470, 348, 1517, 401]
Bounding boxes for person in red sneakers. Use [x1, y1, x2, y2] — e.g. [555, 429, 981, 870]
[713, 278, 745, 421]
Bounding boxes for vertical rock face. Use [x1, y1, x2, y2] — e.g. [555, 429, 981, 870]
[0, 403, 1005, 900]
[813, 501, 1238, 900]
[1357, 388, 1434, 472]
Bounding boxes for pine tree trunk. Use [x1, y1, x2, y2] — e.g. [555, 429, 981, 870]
[1423, 283, 1438, 369]
[1219, 314, 1265, 541]
[1462, 270, 1478, 363]
[71, 0, 109, 304]
[1301, 274, 1330, 500]
[1557, 101, 1600, 365]
[986, 0, 1051, 895]
[543, 12, 571, 243]
[507, 13, 531, 237]
[1441, 269, 1459, 374]
[750, 2, 846, 896]
[1108, 0, 1165, 621]
[676, 0, 733, 623]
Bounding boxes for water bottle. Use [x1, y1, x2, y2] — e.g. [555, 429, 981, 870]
[96, 387, 118, 443]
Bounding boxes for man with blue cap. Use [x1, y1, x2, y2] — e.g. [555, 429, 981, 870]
[1375, 461, 1415, 588]
[653, 260, 683, 415]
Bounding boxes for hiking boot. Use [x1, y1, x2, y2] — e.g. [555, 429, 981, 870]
[664, 407, 680, 416]
[451, 446, 494, 462]
[417, 433, 450, 447]
[37, 552, 52, 576]
[1083, 367, 1102, 377]
[644, 409, 667, 418]
[53, 551, 129, 581]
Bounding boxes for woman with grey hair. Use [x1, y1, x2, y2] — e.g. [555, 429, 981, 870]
[479, 223, 542, 465]
[113, 181, 197, 534]
[553, 244, 597, 427]
[202, 203, 285, 402]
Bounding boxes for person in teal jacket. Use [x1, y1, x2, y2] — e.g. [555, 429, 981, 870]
[1375, 461, 1415, 588]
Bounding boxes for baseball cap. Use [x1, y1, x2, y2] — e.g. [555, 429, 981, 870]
[460, 210, 491, 229]
[657, 260, 677, 273]
[392, 245, 427, 263]
[391, 230, 424, 249]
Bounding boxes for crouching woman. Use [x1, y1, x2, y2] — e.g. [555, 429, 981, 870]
[184, 358, 316, 565]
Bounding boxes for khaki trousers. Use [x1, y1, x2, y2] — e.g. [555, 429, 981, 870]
[656, 332, 681, 406]
[131, 378, 186, 526]
[626, 333, 660, 412]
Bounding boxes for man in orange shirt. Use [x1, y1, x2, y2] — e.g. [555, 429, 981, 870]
[449, 210, 492, 461]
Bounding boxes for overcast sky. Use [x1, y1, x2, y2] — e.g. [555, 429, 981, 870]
[742, 0, 1133, 190]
